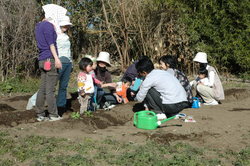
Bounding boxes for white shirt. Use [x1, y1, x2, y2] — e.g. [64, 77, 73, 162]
[190, 65, 215, 87]
[136, 69, 187, 104]
[57, 33, 72, 63]
[206, 65, 215, 87]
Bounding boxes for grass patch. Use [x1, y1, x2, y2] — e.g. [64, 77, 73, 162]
[0, 131, 249, 165]
[30, 154, 94, 166]
[234, 147, 250, 166]
[223, 81, 250, 90]
[0, 77, 39, 94]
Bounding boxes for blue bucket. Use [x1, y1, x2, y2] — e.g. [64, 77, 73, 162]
[192, 97, 200, 108]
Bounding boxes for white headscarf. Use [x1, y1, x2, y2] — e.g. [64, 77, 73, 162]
[42, 4, 67, 33]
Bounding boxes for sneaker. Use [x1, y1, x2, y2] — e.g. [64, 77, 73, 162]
[204, 100, 218, 105]
[156, 113, 167, 120]
[107, 104, 115, 109]
[49, 116, 63, 121]
[174, 113, 186, 119]
[144, 104, 149, 110]
[103, 102, 115, 111]
[36, 116, 49, 122]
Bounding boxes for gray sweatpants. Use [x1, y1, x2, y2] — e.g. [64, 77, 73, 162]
[78, 94, 91, 114]
[36, 59, 59, 117]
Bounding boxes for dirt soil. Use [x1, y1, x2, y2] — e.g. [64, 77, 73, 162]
[0, 88, 250, 155]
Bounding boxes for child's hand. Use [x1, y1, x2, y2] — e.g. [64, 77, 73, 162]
[80, 90, 85, 96]
[124, 100, 129, 104]
[130, 92, 135, 96]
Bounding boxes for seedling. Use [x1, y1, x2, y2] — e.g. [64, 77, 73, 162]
[70, 112, 81, 119]
[84, 111, 93, 117]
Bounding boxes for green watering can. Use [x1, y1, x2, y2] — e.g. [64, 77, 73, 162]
[133, 111, 176, 130]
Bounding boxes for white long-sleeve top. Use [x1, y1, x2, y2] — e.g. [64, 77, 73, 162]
[57, 33, 72, 63]
[190, 65, 215, 87]
[205, 65, 215, 87]
[136, 69, 187, 104]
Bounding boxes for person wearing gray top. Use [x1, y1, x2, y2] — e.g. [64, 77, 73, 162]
[135, 58, 189, 117]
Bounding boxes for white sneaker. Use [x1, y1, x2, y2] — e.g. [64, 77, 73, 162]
[36, 116, 45, 122]
[174, 113, 186, 119]
[143, 103, 149, 110]
[204, 100, 219, 105]
[103, 102, 115, 110]
[107, 104, 115, 109]
[156, 113, 167, 120]
[49, 116, 63, 121]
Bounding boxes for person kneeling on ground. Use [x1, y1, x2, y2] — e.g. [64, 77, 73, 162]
[191, 52, 225, 105]
[135, 58, 189, 119]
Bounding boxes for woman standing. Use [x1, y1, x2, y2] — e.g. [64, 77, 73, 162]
[56, 16, 73, 114]
[35, 5, 64, 121]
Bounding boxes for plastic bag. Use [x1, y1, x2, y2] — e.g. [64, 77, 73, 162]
[26, 92, 38, 110]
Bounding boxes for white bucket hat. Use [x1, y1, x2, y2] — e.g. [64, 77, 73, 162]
[59, 16, 72, 26]
[97, 51, 111, 66]
[193, 52, 208, 63]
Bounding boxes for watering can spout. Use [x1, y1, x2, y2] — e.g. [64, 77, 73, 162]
[157, 115, 176, 126]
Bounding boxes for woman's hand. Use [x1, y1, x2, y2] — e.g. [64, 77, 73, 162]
[55, 58, 62, 69]
[50, 44, 62, 69]
[108, 82, 118, 88]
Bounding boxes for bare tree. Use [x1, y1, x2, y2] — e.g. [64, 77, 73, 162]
[0, 0, 38, 81]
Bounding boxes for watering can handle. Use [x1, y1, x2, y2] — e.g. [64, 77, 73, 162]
[133, 111, 156, 126]
[134, 112, 138, 126]
[192, 97, 199, 102]
[142, 111, 156, 115]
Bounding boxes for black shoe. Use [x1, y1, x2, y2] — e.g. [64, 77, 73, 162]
[57, 107, 66, 116]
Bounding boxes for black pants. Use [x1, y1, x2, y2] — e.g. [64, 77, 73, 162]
[126, 88, 138, 101]
[96, 87, 118, 108]
[144, 88, 189, 117]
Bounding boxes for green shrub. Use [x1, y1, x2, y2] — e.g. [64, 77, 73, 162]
[0, 77, 39, 93]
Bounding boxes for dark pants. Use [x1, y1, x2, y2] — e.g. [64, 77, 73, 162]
[36, 59, 58, 117]
[96, 87, 118, 108]
[144, 88, 189, 117]
[126, 88, 137, 101]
